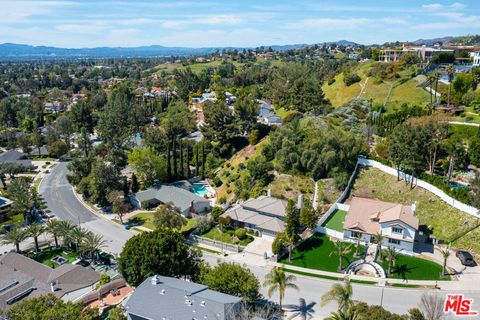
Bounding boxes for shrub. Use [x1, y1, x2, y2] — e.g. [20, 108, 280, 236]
[218, 196, 227, 204]
[343, 73, 361, 86]
[327, 78, 336, 85]
[212, 176, 222, 187]
[235, 228, 247, 240]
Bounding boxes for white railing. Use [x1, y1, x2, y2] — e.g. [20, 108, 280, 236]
[358, 158, 480, 217]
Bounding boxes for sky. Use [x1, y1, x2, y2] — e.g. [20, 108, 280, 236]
[1, 0, 480, 48]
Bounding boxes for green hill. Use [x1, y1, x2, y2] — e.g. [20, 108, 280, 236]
[322, 62, 430, 110]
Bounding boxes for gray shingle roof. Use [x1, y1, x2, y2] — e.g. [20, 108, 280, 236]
[125, 276, 242, 320]
[0, 150, 33, 168]
[0, 252, 99, 309]
[134, 184, 208, 212]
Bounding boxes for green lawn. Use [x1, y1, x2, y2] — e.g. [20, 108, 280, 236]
[381, 254, 447, 281]
[352, 167, 480, 255]
[201, 227, 253, 246]
[0, 214, 24, 228]
[280, 233, 363, 272]
[128, 212, 198, 233]
[322, 209, 347, 232]
[26, 247, 79, 267]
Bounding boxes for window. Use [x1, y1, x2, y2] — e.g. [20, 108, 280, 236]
[388, 238, 400, 245]
[351, 231, 361, 238]
[392, 226, 403, 234]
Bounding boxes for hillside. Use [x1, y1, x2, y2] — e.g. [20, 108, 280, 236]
[322, 62, 430, 110]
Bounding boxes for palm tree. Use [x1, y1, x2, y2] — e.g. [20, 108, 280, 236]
[1, 226, 27, 253]
[329, 240, 351, 272]
[263, 267, 299, 309]
[427, 73, 435, 114]
[284, 298, 316, 320]
[70, 226, 89, 252]
[383, 246, 402, 277]
[374, 232, 384, 262]
[27, 223, 45, 252]
[446, 64, 455, 108]
[352, 234, 362, 258]
[45, 219, 61, 248]
[57, 220, 74, 248]
[433, 71, 440, 107]
[321, 279, 355, 315]
[325, 308, 360, 320]
[437, 245, 451, 278]
[82, 232, 107, 262]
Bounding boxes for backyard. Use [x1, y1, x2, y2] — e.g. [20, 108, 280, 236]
[26, 247, 78, 267]
[351, 167, 480, 255]
[322, 209, 347, 232]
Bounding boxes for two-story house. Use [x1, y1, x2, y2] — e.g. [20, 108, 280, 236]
[342, 197, 419, 252]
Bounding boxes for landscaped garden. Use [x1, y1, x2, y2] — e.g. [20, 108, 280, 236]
[280, 233, 447, 281]
[127, 212, 198, 234]
[26, 247, 79, 267]
[0, 213, 24, 229]
[322, 209, 347, 232]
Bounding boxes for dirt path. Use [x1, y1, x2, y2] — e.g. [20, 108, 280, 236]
[357, 77, 369, 98]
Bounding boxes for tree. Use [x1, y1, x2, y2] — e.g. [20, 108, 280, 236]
[8, 179, 33, 218]
[153, 203, 187, 229]
[383, 246, 401, 277]
[437, 245, 451, 278]
[27, 223, 45, 252]
[88, 159, 121, 207]
[107, 191, 131, 224]
[352, 302, 406, 320]
[82, 232, 107, 261]
[70, 226, 89, 252]
[420, 293, 445, 320]
[263, 267, 298, 309]
[108, 306, 127, 320]
[284, 200, 300, 261]
[321, 279, 355, 315]
[48, 140, 68, 158]
[471, 173, 480, 208]
[1, 225, 27, 253]
[130, 173, 140, 193]
[3, 294, 98, 320]
[45, 219, 61, 248]
[446, 64, 455, 108]
[330, 240, 352, 272]
[234, 93, 259, 133]
[200, 262, 261, 304]
[55, 115, 72, 148]
[325, 309, 360, 320]
[299, 201, 318, 229]
[70, 100, 94, 133]
[57, 220, 75, 248]
[128, 147, 167, 188]
[272, 232, 288, 255]
[374, 232, 384, 262]
[118, 228, 201, 286]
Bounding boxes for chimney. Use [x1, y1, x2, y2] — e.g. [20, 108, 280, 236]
[267, 189, 272, 197]
[50, 281, 56, 292]
[151, 275, 160, 285]
[296, 194, 303, 210]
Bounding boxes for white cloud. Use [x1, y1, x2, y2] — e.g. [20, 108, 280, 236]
[287, 18, 370, 30]
[159, 14, 243, 29]
[422, 2, 465, 10]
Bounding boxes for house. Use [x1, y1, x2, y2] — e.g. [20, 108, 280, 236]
[44, 101, 65, 113]
[473, 51, 480, 67]
[257, 100, 283, 126]
[0, 252, 100, 310]
[132, 182, 210, 216]
[125, 275, 242, 320]
[0, 150, 34, 168]
[379, 45, 454, 63]
[342, 197, 419, 252]
[221, 191, 298, 240]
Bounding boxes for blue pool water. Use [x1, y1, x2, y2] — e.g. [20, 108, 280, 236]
[192, 183, 208, 196]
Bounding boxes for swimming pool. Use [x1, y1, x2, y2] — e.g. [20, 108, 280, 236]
[192, 183, 208, 196]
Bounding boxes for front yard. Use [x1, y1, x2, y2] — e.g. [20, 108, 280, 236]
[201, 227, 254, 246]
[127, 212, 198, 234]
[280, 233, 446, 281]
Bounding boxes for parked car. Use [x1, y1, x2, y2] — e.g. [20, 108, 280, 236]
[456, 250, 476, 266]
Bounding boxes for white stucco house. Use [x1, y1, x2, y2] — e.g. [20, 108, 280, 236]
[342, 197, 419, 252]
[473, 51, 480, 67]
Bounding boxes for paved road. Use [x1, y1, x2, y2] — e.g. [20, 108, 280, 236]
[39, 162, 135, 255]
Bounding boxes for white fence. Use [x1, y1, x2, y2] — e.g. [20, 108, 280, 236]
[358, 158, 480, 218]
[189, 234, 244, 253]
[317, 226, 344, 240]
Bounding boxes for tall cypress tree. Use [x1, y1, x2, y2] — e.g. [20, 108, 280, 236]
[167, 141, 172, 181]
[186, 144, 191, 178]
[195, 144, 199, 176]
[179, 140, 184, 178]
[173, 137, 178, 179]
[201, 142, 206, 179]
